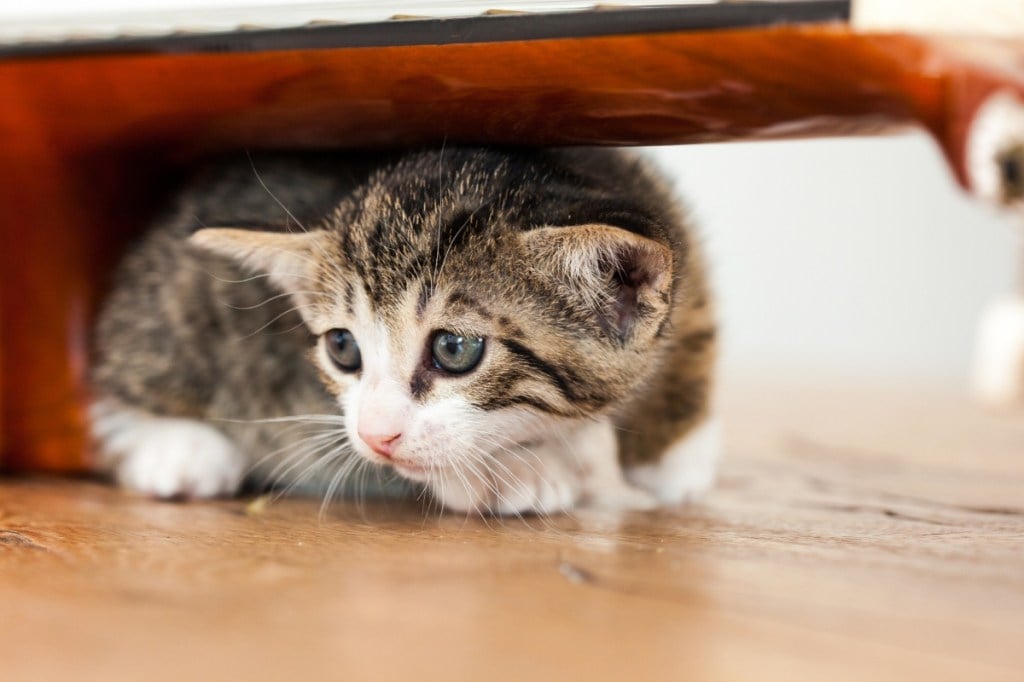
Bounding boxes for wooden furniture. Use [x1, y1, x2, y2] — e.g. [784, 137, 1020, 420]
[2, 2, 1023, 471]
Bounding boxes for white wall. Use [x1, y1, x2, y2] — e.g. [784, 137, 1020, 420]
[645, 131, 1018, 386]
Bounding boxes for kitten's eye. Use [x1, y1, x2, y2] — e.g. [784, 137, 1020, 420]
[431, 331, 485, 374]
[325, 328, 361, 372]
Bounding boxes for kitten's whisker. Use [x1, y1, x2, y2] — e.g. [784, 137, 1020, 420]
[264, 433, 349, 489]
[220, 421, 346, 481]
[553, 430, 586, 472]
[209, 271, 275, 285]
[434, 200, 487, 284]
[425, 460, 444, 520]
[224, 289, 325, 311]
[465, 446, 538, 528]
[218, 414, 348, 425]
[458, 449, 515, 520]
[272, 429, 348, 466]
[474, 433, 548, 484]
[247, 429, 329, 477]
[207, 269, 322, 285]
[260, 427, 347, 466]
[354, 459, 377, 522]
[318, 455, 356, 520]
[280, 447, 355, 500]
[259, 320, 310, 337]
[317, 452, 369, 520]
[450, 458, 490, 524]
[303, 456, 346, 512]
[246, 150, 308, 233]
[235, 301, 320, 339]
[446, 424, 550, 523]
[244, 427, 345, 478]
[430, 461, 454, 521]
[464, 446, 517, 500]
[462, 451, 508, 515]
[467, 436, 563, 531]
[429, 138, 449, 296]
[269, 453, 325, 501]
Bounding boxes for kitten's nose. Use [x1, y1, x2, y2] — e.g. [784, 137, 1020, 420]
[359, 431, 402, 459]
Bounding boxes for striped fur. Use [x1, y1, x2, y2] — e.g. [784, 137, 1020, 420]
[91, 148, 716, 513]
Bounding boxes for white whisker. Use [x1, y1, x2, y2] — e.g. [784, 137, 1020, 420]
[246, 150, 307, 233]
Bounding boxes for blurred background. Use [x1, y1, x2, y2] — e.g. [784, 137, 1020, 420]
[646, 131, 1017, 389]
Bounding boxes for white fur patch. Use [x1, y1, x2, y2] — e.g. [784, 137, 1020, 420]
[92, 402, 246, 499]
[573, 419, 658, 511]
[626, 416, 721, 505]
[430, 440, 582, 515]
[429, 418, 657, 515]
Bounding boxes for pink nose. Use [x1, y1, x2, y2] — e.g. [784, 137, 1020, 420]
[359, 431, 402, 459]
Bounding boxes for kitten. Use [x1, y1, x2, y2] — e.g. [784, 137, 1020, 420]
[90, 147, 718, 514]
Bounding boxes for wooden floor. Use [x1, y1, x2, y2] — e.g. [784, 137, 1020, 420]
[2, 380, 1023, 681]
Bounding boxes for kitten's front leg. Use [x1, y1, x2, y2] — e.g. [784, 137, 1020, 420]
[92, 401, 247, 499]
[430, 419, 655, 515]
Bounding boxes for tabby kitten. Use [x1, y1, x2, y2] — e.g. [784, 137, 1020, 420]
[91, 148, 718, 514]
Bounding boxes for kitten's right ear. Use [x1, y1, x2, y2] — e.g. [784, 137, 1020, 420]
[521, 224, 674, 343]
[190, 227, 328, 297]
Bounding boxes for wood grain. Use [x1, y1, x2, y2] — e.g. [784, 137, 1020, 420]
[2, 26, 1023, 470]
[1, 381, 1021, 681]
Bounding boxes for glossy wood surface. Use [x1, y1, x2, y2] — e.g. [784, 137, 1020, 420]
[2, 25, 1023, 470]
[2, 381, 1022, 680]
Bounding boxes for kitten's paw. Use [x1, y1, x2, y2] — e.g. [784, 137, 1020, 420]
[93, 404, 246, 499]
[114, 421, 246, 499]
[567, 418, 660, 511]
[626, 416, 721, 505]
[431, 451, 582, 516]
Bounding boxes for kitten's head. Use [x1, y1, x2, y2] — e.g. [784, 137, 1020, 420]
[191, 150, 678, 484]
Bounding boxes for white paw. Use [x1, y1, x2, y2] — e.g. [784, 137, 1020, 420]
[93, 403, 246, 499]
[430, 448, 582, 516]
[626, 416, 721, 505]
[568, 418, 659, 511]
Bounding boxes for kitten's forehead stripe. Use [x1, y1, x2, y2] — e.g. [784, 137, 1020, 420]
[497, 316, 524, 338]
[343, 280, 355, 316]
[415, 280, 431, 320]
[446, 292, 492, 320]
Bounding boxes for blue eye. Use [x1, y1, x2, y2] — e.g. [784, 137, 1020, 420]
[431, 331, 485, 374]
[325, 329, 361, 372]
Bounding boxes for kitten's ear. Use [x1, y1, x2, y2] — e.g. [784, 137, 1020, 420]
[190, 227, 328, 297]
[521, 224, 673, 342]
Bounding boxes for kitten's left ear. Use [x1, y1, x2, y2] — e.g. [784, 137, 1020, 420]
[520, 224, 674, 342]
[191, 228, 331, 326]
[190, 227, 328, 296]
